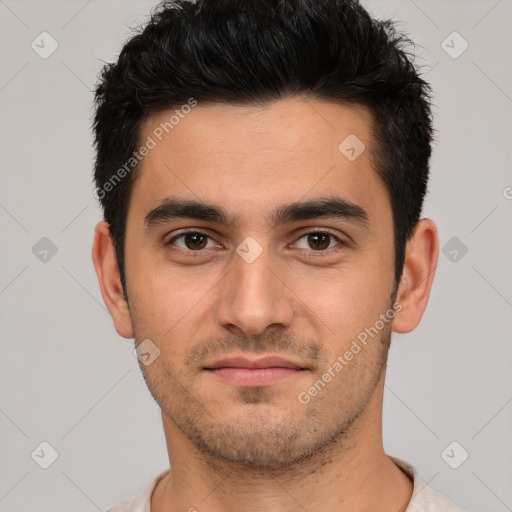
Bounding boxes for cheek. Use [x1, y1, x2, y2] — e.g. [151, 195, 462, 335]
[294, 261, 393, 353]
[126, 249, 222, 353]
[127, 245, 194, 309]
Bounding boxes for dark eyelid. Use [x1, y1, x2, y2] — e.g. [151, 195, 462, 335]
[165, 228, 348, 250]
[296, 227, 352, 242]
[165, 229, 214, 244]
[293, 229, 349, 249]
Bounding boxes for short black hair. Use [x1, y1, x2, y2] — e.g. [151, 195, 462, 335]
[92, 0, 434, 299]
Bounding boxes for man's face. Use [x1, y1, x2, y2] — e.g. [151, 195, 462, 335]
[123, 97, 396, 467]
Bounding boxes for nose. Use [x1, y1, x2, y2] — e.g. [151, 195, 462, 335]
[215, 243, 294, 338]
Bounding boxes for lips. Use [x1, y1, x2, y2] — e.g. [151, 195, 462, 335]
[203, 355, 307, 387]
[204, 355, 304, 370]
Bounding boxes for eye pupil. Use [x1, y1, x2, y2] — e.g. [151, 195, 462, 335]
[174, 232, 337, 252]
[185, 233, 207, 250]
[308, 233, 330, 250]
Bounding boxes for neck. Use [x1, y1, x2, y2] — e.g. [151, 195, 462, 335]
[152, 379, 413, 512]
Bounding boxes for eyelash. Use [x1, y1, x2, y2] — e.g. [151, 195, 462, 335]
[164, 229, 347, 255]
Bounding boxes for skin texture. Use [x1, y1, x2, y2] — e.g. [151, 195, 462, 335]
[92, 96, 439, 512]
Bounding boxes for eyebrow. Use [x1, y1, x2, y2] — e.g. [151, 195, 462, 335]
[144, 196, 369, 230]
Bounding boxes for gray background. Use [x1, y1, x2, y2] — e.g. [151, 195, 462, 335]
[1, 0, 511, 510]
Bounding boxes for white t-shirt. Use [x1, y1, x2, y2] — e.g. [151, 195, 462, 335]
[106, 456, 463, 512]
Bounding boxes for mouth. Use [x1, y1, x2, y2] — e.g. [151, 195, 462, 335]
[203, 355, 308, 387]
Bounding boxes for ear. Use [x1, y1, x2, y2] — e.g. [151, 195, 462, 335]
[91, 221, 134, 339]
[392, 218, 439, 334]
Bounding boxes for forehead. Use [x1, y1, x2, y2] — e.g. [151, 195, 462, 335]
[130, 97, 389, 227]
[139, 97, 374, 162]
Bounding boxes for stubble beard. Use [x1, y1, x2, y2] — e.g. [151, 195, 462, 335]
[137, 324, 392, 477]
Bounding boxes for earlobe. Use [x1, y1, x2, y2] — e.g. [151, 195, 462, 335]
[91, 221, 134, 339]
[392, 218, 439, 334]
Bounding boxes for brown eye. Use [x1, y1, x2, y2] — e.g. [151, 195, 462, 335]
[307, 233, 331, 250]
[295, 231, 342, 251]
[167, 231, 217, 251]
[183, 233, 208, 250]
